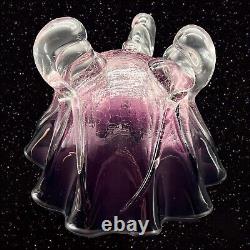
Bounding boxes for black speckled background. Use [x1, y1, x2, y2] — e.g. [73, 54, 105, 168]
[1, 0, 249, 249]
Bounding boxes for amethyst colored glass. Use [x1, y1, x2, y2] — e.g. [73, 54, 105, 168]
[24, 13, 226, 237]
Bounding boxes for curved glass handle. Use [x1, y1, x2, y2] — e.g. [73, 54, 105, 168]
[123, 13, 156, 56]
[33, 17, 94, 89]
[163, 25, 216, 95]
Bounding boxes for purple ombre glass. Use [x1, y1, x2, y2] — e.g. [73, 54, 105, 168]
[25, 13, 226, 237]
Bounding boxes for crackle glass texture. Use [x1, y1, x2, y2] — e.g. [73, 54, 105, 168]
[24, 13, 226, 237]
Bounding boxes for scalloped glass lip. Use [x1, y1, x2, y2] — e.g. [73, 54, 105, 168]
[30, 187, 214, 237]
